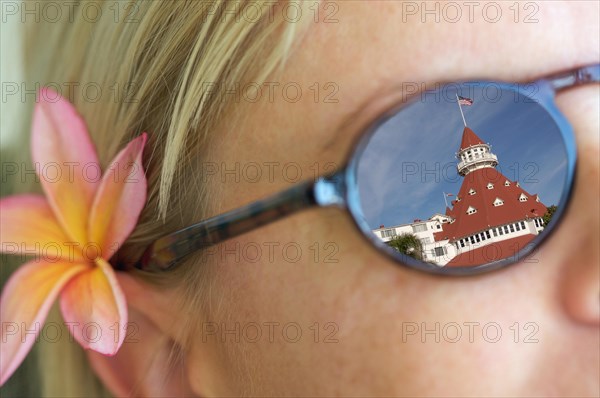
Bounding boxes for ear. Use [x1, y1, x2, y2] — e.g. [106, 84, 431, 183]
[85, 273, 195, 397]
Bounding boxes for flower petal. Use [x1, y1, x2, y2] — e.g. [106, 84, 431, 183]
[0, 260, 88, 385]
[0, 195, 84, 261]
[89, 133, 147, 260]
[31, 87, 100, 243]
[59, 258, 128, 355]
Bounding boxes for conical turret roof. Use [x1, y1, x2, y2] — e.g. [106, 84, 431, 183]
[459, 127, 485, 150]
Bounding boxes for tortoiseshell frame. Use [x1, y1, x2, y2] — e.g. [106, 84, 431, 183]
[130, 64, 599, 275]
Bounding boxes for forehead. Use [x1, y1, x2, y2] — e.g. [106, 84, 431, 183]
[211, 1, 597, 201]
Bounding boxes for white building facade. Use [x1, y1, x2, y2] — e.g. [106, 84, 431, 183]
[373, 126, 548, 267]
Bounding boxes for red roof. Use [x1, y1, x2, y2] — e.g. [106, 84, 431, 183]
[446, 234, 537, 267]
[434, 168, 547, 241]
[460, 127, 485, 150]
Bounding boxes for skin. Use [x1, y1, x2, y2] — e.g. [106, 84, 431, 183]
[90, 1, 599, 397]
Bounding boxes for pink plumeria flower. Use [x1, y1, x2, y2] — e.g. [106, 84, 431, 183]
[0, 88, 147, 385]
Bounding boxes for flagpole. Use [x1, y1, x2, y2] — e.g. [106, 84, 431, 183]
[455, 93, 467, 127]
[443, 192, 448, 208]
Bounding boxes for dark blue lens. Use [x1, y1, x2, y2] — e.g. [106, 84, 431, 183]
[354, 82, 571, 272]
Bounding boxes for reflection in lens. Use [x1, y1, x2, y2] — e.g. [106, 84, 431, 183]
[356, 83, 567, 268]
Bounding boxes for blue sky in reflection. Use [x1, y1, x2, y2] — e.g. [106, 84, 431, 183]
[357, 83, 567, 229]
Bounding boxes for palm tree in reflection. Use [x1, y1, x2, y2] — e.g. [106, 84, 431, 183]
[542, 205, 557, 226]
[388, 233, 424, 261]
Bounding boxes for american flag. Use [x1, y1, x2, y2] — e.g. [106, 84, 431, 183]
[458, 96, 473, 106]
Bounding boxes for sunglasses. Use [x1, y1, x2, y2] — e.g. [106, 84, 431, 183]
[128, 64, 599, 275]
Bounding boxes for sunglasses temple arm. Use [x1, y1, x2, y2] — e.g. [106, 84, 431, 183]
[130, 172, 347, 271]
[546, 64, 600, 92]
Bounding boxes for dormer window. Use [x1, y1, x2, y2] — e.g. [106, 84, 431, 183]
[487, 183, 494, 190]
[519, 193, 528, 202]
[466, 206, 477, 215]
[535, 195, 540, 202]
[468, 188, 476, 195]
[493, 197, 504, 207]
[516, 181, 520, 187]
[504, 180, 511, 186]
[456, 196, 461, 202]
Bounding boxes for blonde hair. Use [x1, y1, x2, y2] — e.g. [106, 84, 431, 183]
[4, 0, 315, 396]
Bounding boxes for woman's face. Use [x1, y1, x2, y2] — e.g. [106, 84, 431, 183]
[187, 1, 599, 396]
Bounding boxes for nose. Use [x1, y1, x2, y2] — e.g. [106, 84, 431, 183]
[554, 84, 600, 326]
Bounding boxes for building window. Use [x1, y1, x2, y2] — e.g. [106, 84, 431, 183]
[519, 193, 528, 202]
[475, 234, 481, 242]
[510, 224, 515, 233]
[504, 180, 511, 186]
[460, 240, 465, 248]
[433, 247, 446, 257]
[493, 197, 504, 207]
[470, 236, 475, 244]
[486, 230, 491, 239]
[382, 229, 396, 238]
[515, 223, 521, 231]
[421, 237, 431, 245]
[487, 183, 494, 189]
[493, 228, 498, 237]
[468, 188, 476, 195]
[504, 226, 509, 234]
[499, 227, 504, 236]
[466, 206, 477, 215]
[412, 224, 427, 233]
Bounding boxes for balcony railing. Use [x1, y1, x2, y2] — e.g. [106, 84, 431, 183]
[457, 153, 498, 174]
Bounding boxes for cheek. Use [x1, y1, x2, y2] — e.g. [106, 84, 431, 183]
[190, 204, 545, 395]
